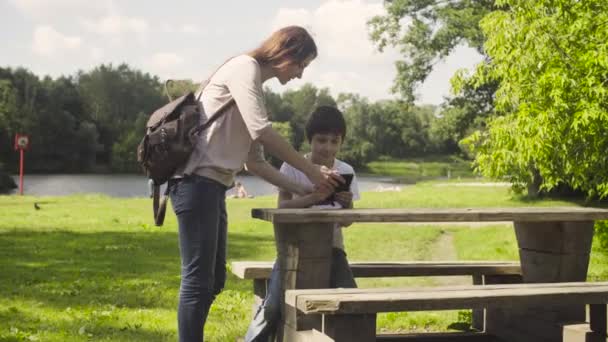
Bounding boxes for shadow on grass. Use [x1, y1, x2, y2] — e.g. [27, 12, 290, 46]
[0, 229, 275, 310]
[512, 193, 608, 208]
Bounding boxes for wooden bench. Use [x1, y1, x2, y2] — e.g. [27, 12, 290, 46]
[232, 260, 522, 331]
[232, 260, 522, 300]
[251, 207, 608, 342]
[284, 282, 608, 342]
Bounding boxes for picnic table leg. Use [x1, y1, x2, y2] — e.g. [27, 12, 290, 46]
[274, 222, 334, 342]
[563, 305, 606, 342]
[486, 220, 594, 342]
[472, 274, 484, 331]
[322, 314, 376, 342]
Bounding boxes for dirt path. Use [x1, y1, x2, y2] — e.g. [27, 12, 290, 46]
[428, 230, 471, 286]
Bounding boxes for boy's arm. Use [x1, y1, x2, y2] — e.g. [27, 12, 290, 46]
[244, 142, 312, 196]
[245, 159, 311, 196]
[278, 189, 329, 208]
[257, 128, 333, 190]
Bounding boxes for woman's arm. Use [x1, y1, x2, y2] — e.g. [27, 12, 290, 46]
[244, 159, 312, 196]
[257, 127, 341, 191]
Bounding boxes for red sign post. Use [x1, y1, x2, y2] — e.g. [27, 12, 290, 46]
[14, 134, 30, 195]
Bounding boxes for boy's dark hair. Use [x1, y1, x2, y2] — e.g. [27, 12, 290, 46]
[305, 106, 346, 142]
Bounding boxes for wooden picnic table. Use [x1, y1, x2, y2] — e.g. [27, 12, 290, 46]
[251, 207, 608, 342]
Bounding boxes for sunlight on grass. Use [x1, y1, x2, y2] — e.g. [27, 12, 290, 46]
[365, 156, 475, 182]
[1, 182, 607, 340]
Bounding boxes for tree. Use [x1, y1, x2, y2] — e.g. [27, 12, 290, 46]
[0, 68, 99, 172]
[0, 79, 18, 166]
[431, 78, 498, 154]
[266, 121, 293, 168]
[264, 87, 293, 123]
[462, 0, 608, 198]
[76, 64, 165, 165]
[164, 79, 199, 100]
[112, 112, 147, 172]
[281, 84, 337, 150]
[337, 93, 378, 167]
[368, 0, 495, 103]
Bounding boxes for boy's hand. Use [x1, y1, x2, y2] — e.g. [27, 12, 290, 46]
[315, 165, 344, 193]
[334, 191, 353, 208]
[311, 187, 333, 203]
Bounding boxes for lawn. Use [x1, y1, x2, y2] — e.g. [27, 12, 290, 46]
[364, 155, 476, 182]
[1, 182, 606, 341]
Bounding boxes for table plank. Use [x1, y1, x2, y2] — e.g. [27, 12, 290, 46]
[252, 207, 608, 223]
[287, 282, 608, 314]
[231, 261, 521, 279]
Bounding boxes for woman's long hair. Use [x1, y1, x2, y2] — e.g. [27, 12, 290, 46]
[249, 26, 317, 68]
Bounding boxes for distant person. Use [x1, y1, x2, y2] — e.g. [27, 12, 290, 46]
[245, 106, 360, 342]
[228, 181, 252, 199]
[235, 181, 250, 198]
[166, 26, 343, 342]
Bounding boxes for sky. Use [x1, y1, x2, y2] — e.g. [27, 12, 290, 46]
[0, 0, 484, 105]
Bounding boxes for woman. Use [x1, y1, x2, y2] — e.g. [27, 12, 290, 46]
[169, 26, 340, 342]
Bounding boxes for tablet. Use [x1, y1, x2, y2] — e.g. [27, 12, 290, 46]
[334, 173, 354, 193]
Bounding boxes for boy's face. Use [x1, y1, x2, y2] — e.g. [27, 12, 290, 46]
[309, 132, 343, 167]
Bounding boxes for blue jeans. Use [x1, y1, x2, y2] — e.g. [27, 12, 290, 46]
[170, 175, 228, 342]
[245, 248, 356, 342]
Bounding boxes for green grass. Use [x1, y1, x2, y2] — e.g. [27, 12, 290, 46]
[364, 155, 476, 182]
[1, 183, 606, 341]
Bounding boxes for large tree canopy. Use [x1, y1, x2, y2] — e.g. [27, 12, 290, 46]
[368, 0, 495, 103]
[463, 0, 608, 198]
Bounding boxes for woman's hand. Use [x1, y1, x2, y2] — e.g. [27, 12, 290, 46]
[312, 165, 344, 193]
[294, 183, 314, 196]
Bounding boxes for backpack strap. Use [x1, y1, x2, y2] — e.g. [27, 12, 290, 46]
[152, 59, 236, 227]
[153, 184, 170, 226]
[190, 58, 237, 136]
[189, 98, 235, 137]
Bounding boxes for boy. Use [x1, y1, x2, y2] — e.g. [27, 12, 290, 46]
[245, 106, 360, 342]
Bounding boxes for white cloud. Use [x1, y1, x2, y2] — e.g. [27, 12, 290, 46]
[416, 45, 484, 105]
[160, 23, 206, 35]
[179, 24, 204, 34]
[81, 15, 148, 35]
[272, 0, 399, 65]
[31, 26, 82, 57]
[9, 0, 115, 19]
[269, 0, 400, 101]
[90, 47, 105, 61]
[145, 53, 184, 70]
[270, 0, 484, 104]
[272, 8, 312, 29]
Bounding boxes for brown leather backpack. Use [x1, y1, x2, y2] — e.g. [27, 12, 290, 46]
[137, 78, 234, 226]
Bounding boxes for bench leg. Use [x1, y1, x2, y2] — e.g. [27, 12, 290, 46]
[590, 304, 606, 336]
[323, 314, 376, 342]
[477, 273, 523, 333]
[472, 274, 484, 331]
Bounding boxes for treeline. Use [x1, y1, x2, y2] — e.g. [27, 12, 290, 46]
[0, 64, 471, 177]
[368, 0, 608, 199]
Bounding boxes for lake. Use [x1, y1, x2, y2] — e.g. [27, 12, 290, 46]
[7, 174, 403, 198]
